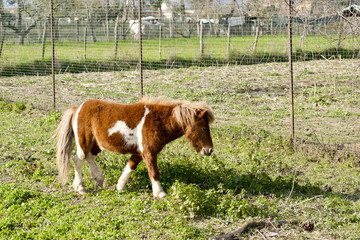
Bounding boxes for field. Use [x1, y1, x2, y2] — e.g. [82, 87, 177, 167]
[1, 35, 360, 76]
[1, 59, 360, 239]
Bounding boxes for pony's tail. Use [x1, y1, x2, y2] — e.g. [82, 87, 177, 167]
[55, 107, 76, 184]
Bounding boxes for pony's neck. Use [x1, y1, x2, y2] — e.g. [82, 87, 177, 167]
[145, 104, 185, 153]
[167, 113, 185, 142]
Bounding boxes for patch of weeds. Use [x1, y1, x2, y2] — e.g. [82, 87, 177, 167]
[302, 69, 315, 75]
[0, 100, 31, 113]
[265, 72, 281, 76]
[39, 111, 62, 127]
[307, 94, 337, 106]
[260, 105, 271, 111]
[271, 108, 288, 118]
[235, 82, 257, 93]
[167, 181, 256, 220]
[82, 79, 97, 83]
[0, 183, 37, 208]
[0, 100, 12, 111]
[325, 108, 352, 118]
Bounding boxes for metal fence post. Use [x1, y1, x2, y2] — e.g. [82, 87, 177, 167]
[50, 0, 56, 111]
[288, 0, 295, 145]
[138, 0, 143, 98]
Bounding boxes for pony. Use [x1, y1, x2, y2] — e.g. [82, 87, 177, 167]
[55, 98, 214, 198]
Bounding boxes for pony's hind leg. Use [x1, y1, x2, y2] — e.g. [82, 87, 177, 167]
[73, 152, 87, 195]
[86, 152, 104, 188]
[117, 154, 142, 191]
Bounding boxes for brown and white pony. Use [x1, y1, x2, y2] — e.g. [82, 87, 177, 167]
[55, 98, 214, 198]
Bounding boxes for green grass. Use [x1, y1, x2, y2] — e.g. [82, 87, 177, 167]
[0, 95, 360, 239]
[1, 35, 359, 76]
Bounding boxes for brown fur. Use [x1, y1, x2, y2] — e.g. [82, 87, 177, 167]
[55, 98, 214, 194]
[140, 97, 214, 128]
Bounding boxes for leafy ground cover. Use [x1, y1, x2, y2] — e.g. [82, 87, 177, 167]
[1, 59, 360, 238]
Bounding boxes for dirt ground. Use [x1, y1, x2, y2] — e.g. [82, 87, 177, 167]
[1, 58, 360, 149]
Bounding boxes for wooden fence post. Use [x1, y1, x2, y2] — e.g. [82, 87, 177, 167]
[200, 21, 204, 58]
[114, 15, 120, 59]
[159, 24, 162, 60]
[227, 22, 231, 59]
[84, 27, 87, 60]
[0, 28, 6, 57]
[41, 17, 48, 60]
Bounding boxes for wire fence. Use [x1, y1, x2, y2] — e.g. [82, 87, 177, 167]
[1, 0, 360, 151]
[1, 1, 360, 75]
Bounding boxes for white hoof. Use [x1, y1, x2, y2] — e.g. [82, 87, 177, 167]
[73, 183, 87, 195]
[154, 191, 167, 199]
[116, 183, 127, 191]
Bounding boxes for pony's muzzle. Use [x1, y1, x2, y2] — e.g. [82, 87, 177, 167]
[201, 147, 213, 156]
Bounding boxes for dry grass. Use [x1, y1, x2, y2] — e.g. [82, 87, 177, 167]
[0, 59, 359, 146]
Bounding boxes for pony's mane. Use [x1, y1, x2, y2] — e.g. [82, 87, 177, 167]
[139, 97, 214, 127]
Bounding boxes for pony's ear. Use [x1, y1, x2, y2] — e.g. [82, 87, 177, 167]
[197, 110, 208, 120]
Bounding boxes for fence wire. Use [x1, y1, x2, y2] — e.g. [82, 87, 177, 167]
[0, 0, 360, 151]
[1, 1, 360, 75]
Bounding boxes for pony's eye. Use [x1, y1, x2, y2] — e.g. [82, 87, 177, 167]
[202, 127, 207, 132]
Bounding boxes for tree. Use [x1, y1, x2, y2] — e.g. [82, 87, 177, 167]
[150, 0, 163, 11]
[0, 0, 40, 44]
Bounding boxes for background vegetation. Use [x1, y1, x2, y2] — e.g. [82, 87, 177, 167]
[1, 34, 359, 76]
[1, 0, 360, 238]
[1, 59, 360, 238]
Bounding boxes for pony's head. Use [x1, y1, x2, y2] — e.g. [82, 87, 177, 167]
[173, 101, 215, 156]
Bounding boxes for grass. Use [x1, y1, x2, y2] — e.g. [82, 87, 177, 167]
[1, 34, 359, 76]
[1, 57, 360, 238]
[1, 59, 360, 144]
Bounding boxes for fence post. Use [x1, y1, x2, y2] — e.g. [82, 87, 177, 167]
[76, 20, 80, 42]
[159, 24, 162, 60]
[253, 21, 259, 53]
[114, 15, 120, 60]
[84, 27, 87, 60]
[337, 17, 343, 51]
[288, 0, 295, 144]
[227, 22, 230, 59]
[0, 28, 5, 58]
[200, 21, 204, 58]
[169, 19, 173, 38]
[50, 0, 56, 111]
[138, 0, 143, 98]
[41, 17, 48, 60]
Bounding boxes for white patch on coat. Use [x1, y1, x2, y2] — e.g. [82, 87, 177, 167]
[73, 103, 85, 159]
[116, 163, 134, 191]
[108, 106, 150, 152]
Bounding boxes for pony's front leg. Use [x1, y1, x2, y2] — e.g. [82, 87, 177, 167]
[117, 154, 142, 191]
[142, 152, 167, 199]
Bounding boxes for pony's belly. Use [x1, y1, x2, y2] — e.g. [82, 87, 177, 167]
[99, 132, 139, 154]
